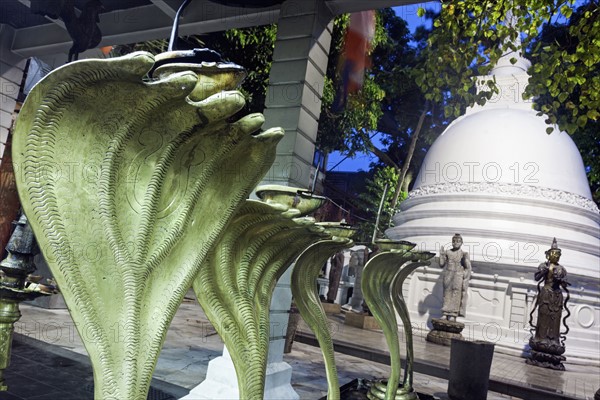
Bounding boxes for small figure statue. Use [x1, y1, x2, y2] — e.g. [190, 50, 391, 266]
[426, 234, 471, 345]
[527, 238, 570, 370]
[439, 233, 472, 321]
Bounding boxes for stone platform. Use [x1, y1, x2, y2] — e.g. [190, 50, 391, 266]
[7, 295, 599, 400]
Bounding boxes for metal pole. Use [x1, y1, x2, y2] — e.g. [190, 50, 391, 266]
[168, 0, 193, 52]
[371, 183, 388, 245]
[310, 158, 321, 193]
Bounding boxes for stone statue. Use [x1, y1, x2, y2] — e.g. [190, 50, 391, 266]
[439, 233, 472, 321]
[527, 238, 571, 370]
[342, 247, 369, 313]
[326, 251, 345, 303]
[427, 234, 471, 345]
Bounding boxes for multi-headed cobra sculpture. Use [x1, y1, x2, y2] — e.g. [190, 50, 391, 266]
[291, 222, 357, 400]
[362, 240, 435, 400]
[12, 51, 284, 399]
[192, 186, 337, 400]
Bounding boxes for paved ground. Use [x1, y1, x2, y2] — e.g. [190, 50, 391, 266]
[294, 314, 600, 400]
[3, 292, 598, 400]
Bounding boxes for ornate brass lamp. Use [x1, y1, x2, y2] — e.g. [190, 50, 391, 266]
[0, 214, 54, 391]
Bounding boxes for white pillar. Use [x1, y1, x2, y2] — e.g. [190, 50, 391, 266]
[183, 344, 296, 400]
[259, 0, 333, 189]
[258, 0, 334, 385]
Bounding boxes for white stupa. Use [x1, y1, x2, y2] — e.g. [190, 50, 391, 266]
[386, 39, 600, 365]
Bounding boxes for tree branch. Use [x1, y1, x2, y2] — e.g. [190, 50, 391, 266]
[371, 146, 399, 170]
[390, 102, 429, 211]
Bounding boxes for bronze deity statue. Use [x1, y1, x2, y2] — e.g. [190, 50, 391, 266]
[527, 238, 571, 370]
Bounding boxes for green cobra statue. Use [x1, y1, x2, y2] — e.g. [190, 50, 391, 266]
[12, 52, 283, 399]
[362, 240, 434, 400]
[291, 222, 356, 400]
[192, 187, 336, 400]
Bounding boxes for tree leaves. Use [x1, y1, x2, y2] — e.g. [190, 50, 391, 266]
[526, 1, 600, 203]
[417, 0, 599, 135]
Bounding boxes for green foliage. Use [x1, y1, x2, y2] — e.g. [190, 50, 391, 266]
[573, 121, 600, 204]
[367, 9, 449, 199]
[316, 13, 388, 156]
[527, 1, 600, 204]
[311, 9, 450, 229]
[318, 75, 385, 156]
[355, 166, 405, 242]
[525, 1, 600, 135]
[202, 25, 278, 113]
[320, 8, 446, 200]
[416, 0, 599, 135]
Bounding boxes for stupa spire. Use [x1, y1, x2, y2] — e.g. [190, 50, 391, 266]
[490, 10, 531, 76]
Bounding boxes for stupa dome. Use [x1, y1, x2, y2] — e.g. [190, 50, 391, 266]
[415, 106, 593, 200]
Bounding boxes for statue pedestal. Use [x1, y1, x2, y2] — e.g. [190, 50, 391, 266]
[320, 301, 341, 314]
[526, 338, 566, 370]
[426, 318, 465, 346]
[344, 312, 380, 331]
